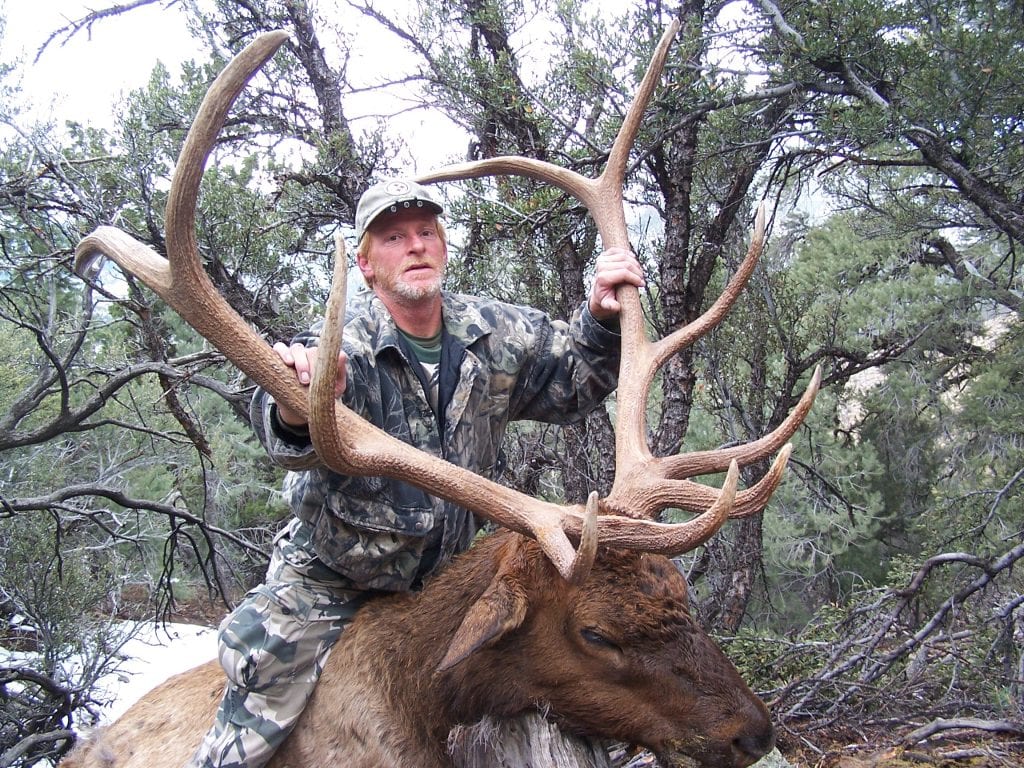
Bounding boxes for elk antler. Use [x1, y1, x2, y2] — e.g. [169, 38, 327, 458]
[75, 24, 818, 582]
[415, 21, 820, 520]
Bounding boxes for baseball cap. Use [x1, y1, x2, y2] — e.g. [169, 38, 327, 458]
[354, 179, 443, 241]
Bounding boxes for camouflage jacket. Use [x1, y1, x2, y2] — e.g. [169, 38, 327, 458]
[250, 289, 621, 592]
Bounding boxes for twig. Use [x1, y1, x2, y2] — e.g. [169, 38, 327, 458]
[902, 717, 1024, 746]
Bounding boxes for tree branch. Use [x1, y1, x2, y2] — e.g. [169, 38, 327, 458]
[2, 483, 268, 559]
[35, 0, 184, 62]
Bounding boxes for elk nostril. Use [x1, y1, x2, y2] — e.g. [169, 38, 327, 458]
[732, 725, 775, 762]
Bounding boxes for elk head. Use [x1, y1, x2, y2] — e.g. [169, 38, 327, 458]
[433, 532, 776, 768]
[74, 21, 819, 768]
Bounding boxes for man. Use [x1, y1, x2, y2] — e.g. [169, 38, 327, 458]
[188, 178, 644, 768]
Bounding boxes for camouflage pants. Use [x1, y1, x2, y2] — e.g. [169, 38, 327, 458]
[187, 519, 374, 768]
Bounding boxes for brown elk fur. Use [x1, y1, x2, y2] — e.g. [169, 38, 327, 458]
[63, 530, 773, 768]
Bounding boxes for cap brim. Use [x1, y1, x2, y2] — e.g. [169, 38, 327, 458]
[362, 198, 442, 233]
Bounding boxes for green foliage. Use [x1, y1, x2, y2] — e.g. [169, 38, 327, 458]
[724, 612, 841, 696]
[0, 515, 124, 668]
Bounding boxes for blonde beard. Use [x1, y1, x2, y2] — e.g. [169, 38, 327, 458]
[393, 276, 443, 301]
[377, 267, 445, 303]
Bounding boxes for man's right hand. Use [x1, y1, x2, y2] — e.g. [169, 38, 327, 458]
[272, 342, 348, 427]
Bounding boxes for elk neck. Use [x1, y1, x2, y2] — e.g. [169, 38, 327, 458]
[342, 532, 540, 740]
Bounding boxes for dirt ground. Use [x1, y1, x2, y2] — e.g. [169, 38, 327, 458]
[778, 724, 1023, 768]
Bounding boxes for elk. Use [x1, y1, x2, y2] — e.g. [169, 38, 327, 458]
[67, 20, 819, 768]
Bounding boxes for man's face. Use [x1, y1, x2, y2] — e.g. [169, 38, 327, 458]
[358, 208, 447, 303]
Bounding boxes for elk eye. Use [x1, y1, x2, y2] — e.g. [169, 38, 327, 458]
[580, 627, 620, 652]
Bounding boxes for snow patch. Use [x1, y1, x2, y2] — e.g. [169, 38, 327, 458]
[93, 622, 218, 724]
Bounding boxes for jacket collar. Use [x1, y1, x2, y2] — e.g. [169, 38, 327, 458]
[350, 289, 493, 355]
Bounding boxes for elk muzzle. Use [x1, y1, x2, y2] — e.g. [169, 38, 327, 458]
[658, 681, 775, 768]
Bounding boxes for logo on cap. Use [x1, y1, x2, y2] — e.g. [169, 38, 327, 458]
[384, 181, 412, 196]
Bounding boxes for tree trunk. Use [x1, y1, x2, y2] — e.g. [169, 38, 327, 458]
[696, 515, 764, 633]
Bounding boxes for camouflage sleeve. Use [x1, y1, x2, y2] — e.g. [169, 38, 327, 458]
[249, 387, 325, 471]
[508, 301, 622, 424]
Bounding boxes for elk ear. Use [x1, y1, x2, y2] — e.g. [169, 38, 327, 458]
[437, 541, 530, 672]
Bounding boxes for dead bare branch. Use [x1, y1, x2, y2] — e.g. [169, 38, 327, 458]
[34, 0, 182, 63]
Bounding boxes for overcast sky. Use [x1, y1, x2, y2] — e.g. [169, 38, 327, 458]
[2, 0, 468, 170]
[4, 0, 650, 174]
[4, 1, 194, 126]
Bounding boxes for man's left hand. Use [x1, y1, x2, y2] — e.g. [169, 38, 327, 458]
[589, 246, 645, 321]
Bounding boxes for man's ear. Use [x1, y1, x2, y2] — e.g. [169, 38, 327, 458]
[356, 251, 374, 284]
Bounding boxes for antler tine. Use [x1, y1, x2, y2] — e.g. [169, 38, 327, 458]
[574, 461, 740, 554]
[165, 33, 286, 275]
[601, 20, 681, 216]
[658, 366, 822, 481]
[727, 444, 795, 519]
[305, 232, 354, 468]
[602, 443, 795, 522]
[568, 493, 600, 586]
[648, 204, 766, 373]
